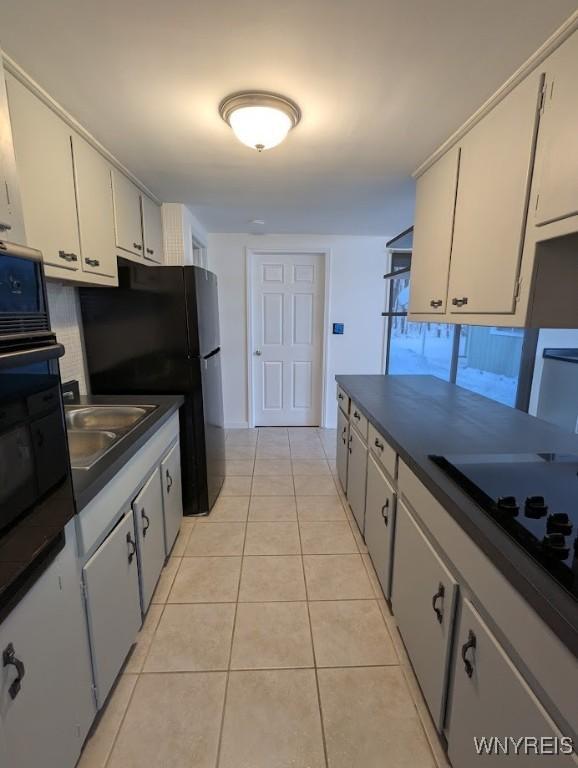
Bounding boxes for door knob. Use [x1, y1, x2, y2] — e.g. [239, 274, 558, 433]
[255, 350, 262, 356]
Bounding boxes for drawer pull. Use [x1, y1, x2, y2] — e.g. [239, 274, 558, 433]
[430, 299, 443, 308]
[432, 583, 445, 623]
[58, 250, 78, 262]
[461, 630, 476, 677]
[166, 469, 173, 493]
[341, 426, 347, 445]
[374, 437, 384, 451]
[353, 410, 360, 420]
[451, 297, 468, 307]
[0, 222, 12, 232]
[126, 532, 137, 564]
[381, 498, 389, 525]
[85, 257, 100, 267]
[338, 392, 343, 400]
[348, 434, 353, 454]
[3, 643, 25, 700]
[141, 508, 150, 537]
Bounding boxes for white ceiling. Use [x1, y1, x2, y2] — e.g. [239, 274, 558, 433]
[1, 1, 576, 235]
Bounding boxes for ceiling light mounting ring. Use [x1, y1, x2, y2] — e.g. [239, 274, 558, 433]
[219, 91, 301, 151]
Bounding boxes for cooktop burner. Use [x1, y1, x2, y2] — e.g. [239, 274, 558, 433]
[429, 453, 578, 600]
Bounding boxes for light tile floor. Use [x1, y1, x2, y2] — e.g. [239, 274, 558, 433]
[78, 427, 447, 768]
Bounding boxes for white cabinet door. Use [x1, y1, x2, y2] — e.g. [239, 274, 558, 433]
[111, 169, 144, 257]
[364, 454, 396, 599]
[447, 72, 542, 314]
[0, 57, 25, 243]
[347, 425, 367, 535]
[409, 146, 460, 314]
[6, 74, 80, 271]
[336, 407, 349, 494]
[133, 469, 166, 611]
[0, 523, 95, 768]
[141, 194, 163, 263]
[391, 501, 458, 730]
[161, 441, 183, 556]
[83, 512, 142, 708]
[534, 30, 578, 228]
[71, 134, 117, 278]
[447, 598, 575, 766]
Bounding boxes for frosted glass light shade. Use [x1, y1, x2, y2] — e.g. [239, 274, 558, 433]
[229, 106, 292, 151]
[220, 92, 301, 152]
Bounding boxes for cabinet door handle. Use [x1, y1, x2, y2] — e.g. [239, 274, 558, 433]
[58, 250, 78, 262]
[432, 583, 445, 623]
[381, 498, 389, 525]
[146, 247, 154, 255]
[0, 222, 12, 232]
[451, 297, 468, 307]
[166, 469, 173, 493]
[353, 410, 360, 420]
[374, 437, 384, 451]
[348, 434, 353, 454]
[85, 257, 100, 267]
[429, 299, 443, 308]
[133, 242, 143, 251]
[141, 508, 150, 537]
[461, 630, 476, 677]
[3, 643, 25, 700]
[338, 392, 343, 400]
[126, 532, 137, 564]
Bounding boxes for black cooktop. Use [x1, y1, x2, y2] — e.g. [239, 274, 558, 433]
[430, 453, 578, 601]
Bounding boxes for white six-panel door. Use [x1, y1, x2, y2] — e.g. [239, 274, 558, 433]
[251, 252, 325, 426]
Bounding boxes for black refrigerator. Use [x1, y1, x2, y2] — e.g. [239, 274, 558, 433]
[79, 258, 225, 515]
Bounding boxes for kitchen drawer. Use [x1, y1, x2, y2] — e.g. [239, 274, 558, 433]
[349, 402, 368, 441]
[368, 423, 396, 480]
[336, 386, 350, 416]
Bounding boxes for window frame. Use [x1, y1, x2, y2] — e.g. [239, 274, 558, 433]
[382, 251, 537, 411]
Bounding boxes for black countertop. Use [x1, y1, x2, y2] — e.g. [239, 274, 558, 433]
[67, 394, 184, 511]
[335, 375, 578, 656]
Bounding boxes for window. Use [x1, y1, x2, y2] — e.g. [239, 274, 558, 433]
[383, 248, 536, 410]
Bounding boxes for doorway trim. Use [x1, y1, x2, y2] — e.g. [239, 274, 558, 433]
[245, 247, 331, 429]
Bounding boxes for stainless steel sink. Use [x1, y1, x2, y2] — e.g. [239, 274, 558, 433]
[65, 405, 156, 432]
[67, 430, 118, 469]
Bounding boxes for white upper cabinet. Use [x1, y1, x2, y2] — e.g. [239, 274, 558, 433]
[409, 146, 459, 314]
[533, 29, 578, 228]
[447, 72, 542, 315]
[0, 56, 24, 243]
[111, 168, 144, 258]
[71, 133, 116, 278]
[142, 194, 164, 263]
[6, 73, 81, 271]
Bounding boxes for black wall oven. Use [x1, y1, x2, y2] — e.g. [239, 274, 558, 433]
[0, 241, 75, 622]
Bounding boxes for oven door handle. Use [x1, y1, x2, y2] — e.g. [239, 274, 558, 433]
[0, 343, 65, 369]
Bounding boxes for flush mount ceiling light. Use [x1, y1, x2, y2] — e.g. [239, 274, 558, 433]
[219, 91, 301, 152]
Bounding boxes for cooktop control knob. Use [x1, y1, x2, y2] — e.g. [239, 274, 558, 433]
[524, 496, 548, 519]
[542, 533, 570, 560]
[496, 496, 519, 516]
[547, 513, 573, 536]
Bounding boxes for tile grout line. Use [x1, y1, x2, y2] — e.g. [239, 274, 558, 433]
[213, 500, 249, 768]
[296, 489, 330, 768]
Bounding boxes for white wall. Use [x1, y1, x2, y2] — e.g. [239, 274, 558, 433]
[208, 233, 390, 428]
[162, 203, 208, 265]
[528, 328, 578, 415]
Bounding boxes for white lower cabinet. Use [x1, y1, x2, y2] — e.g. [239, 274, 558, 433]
[347, 424, 367, 535]
[364, 454, 396, 599]
[133, 468, 166, 611]
[0, 522, 95, 768]
[391, 500, 458, 730]
[336, 407, 349, 494]
[447, 598, 575, 767]
[161, 441, 184, 555]
[82, 512, 142, 708]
